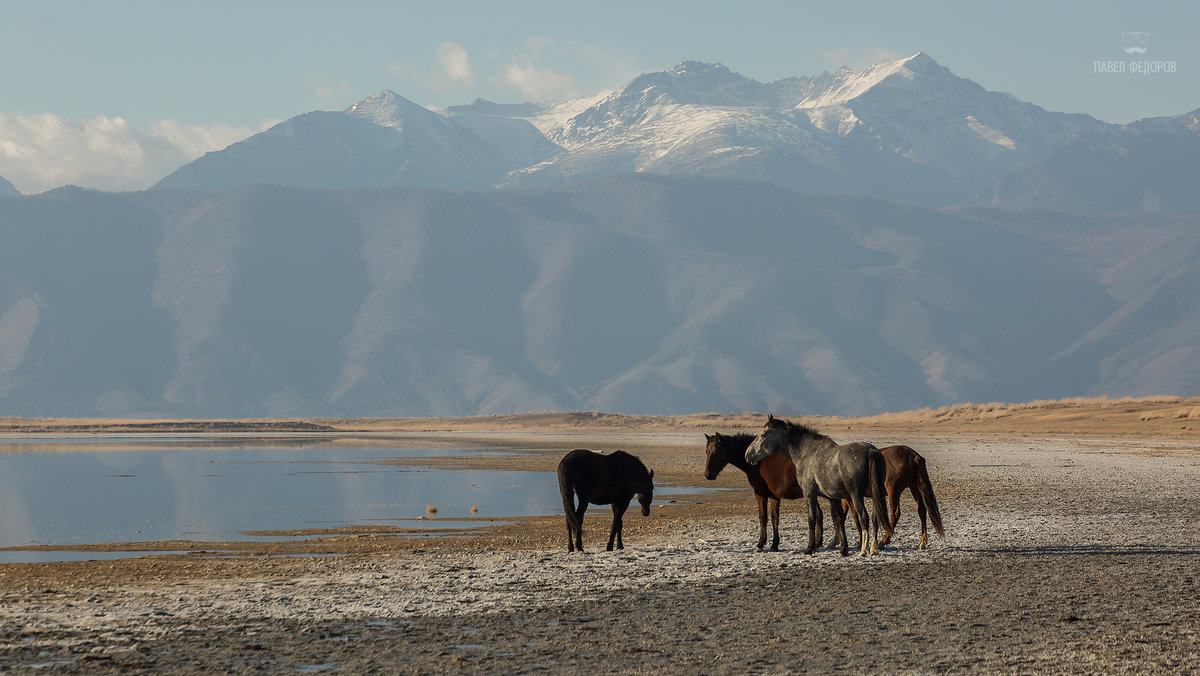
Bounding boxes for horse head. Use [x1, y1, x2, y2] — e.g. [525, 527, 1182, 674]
[745, 415, 791, 465]
[637, 468, 654, 516]
[703, 433, 729, 480]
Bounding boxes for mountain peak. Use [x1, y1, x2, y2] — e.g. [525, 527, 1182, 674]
[344, 90, 437, 128]
[795, 52, 959, 109]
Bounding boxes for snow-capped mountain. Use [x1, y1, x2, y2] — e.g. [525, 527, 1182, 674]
[154, 91, 560, 191]
[498, 53, 1112, 203]
[154, 53, 1194, 210]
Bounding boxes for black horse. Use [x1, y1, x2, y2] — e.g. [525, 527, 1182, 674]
[557, 449, 654, 552]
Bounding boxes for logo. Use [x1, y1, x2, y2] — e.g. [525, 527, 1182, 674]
[1121, 31, 1150, 54]
[1094, 31, 1176, 75]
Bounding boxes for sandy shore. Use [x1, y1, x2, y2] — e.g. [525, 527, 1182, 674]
[2, 403, 1200, 672]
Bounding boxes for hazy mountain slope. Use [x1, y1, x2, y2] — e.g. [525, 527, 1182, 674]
[0, 189, 174, 414]
[985, 110, 1200, 213]
[0, 177, 17, 196]
[949, 207, 1200, 395]
[3, 177, 1169, 418]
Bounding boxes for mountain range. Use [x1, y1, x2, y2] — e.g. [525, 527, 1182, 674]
[153, 53, 1199, 213]
[2, 54, 1199, 418]
[2, 176, 1199, 418]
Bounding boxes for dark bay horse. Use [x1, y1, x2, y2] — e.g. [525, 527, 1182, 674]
[746, 415, 891, 556]
[703, 432, 823, 552]
[557, 449, 654, 552]
[842, 444, 945, 549]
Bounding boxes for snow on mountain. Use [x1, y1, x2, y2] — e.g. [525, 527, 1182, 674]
[154, 53, 1184, 209]
[155, 90, 560, 191]
[793, 52, 1111, 191]
[495, 53, 1113, 204]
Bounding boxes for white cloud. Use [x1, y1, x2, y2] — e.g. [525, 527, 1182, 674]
[435, 42, 473, 86]
[497, 38, 579, 102]
[0, 111, 263, 194]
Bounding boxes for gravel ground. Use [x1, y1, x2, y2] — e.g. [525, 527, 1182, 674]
[2, 431, 1199, 673]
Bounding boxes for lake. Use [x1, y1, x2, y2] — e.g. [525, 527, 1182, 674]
[0, 435, 707, 561]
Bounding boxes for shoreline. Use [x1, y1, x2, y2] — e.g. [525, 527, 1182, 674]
[2, 405, 1199, 671]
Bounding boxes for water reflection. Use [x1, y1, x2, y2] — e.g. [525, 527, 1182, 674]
[0, 438, 708, 556]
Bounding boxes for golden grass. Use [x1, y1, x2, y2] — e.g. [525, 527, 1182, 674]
[3, 395, 1199, 437]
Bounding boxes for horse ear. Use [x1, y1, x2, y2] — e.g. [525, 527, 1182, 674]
[649, 469, 654, 479]
[767, 413, 776, 423]
[704, 433, 713, 441]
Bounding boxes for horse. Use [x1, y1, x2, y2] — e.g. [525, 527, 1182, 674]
[703, 432, 824, 552]
[841, 444, 945, 549]
[746, 415, 892, 556]
[557, 449, 654, 552]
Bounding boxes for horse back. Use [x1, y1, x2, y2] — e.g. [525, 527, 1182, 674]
[879, 444, 922, 488]
[557, 449, 646, 506]
[800, 440, 877, 499]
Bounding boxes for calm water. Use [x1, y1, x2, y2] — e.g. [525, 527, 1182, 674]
[0, 437, 706, 560]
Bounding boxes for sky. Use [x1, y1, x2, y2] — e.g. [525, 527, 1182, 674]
[2, 0, 1197, 194]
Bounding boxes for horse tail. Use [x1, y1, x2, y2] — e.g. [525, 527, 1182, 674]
[916, 456, 945, 538]
[868, 450, 893, 539]
[558, 462, 581, 533]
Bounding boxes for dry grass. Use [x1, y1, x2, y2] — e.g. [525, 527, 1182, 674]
[3, 395, 1200, 437]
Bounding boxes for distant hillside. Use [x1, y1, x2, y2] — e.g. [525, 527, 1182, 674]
[4, 177, 1199, 418]
[985, 110, 1200, 213]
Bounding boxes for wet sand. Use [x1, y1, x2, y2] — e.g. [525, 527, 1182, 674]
[2, 402, 1199, 673]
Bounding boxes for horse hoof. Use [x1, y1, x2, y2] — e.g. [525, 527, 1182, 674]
[754, 546, 764, 553]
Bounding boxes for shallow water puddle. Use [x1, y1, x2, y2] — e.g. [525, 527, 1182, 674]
[0, 437, 710, 560]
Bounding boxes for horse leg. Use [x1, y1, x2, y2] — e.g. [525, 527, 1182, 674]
[881, 486, 901, 547]
[842, 498, 864, 551]
[804, 495, 821, 555]
[914, 488, 929, 550]
[849, 493, 873, 556]
[608, 501, 629, 551]
[754, 494, 768, 552]
[829, 499, 849, 557]
[563, 489, 578, 552]
[769, 497, 781, 552]
[573, 501, 589, 552]
[814, 500, 825, 550]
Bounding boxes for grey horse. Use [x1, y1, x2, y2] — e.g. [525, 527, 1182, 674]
[745, 415, 891, 556]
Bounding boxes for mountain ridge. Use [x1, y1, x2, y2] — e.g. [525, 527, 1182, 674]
[6, 176, 1200, 418]
[151, 53, 1192, 212]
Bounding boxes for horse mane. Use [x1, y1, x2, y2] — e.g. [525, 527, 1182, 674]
[717, 432, 757, 448]
[769, 417, 832, 444]
[609, 450, 651, 477]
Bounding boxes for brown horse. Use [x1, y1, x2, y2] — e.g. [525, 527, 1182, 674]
[843, 444, 944, 549]
[703, 432, 823, 552]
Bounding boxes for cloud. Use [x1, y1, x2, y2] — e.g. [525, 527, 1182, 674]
[0, 111, 262, 194]
[496, 38, 580, 102]
[434, 42, 473, 86]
